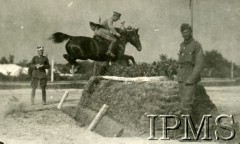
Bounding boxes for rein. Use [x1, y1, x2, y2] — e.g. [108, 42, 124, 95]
[118, 31, 134, 45]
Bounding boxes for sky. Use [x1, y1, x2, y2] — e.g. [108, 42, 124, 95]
[0, 0, 240, 64]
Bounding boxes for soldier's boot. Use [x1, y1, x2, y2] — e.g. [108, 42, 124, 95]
[31, 89, 36, 105]
[105, 41, 116, 57]
[174, 127, 184, 140]
[42, 89, 47, 105]
[177, 108, 197, 142]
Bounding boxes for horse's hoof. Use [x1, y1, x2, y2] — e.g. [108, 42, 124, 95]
[105, 52, 115, 57]
[73, 67, 79, 73]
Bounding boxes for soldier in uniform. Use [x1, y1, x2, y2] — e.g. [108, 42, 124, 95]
[29, 46, 50, 105]
[177, 23, 205, 116]
[94, 11, 121, 57]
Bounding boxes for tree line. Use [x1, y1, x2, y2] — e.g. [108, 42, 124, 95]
[0, 50, 239, 79]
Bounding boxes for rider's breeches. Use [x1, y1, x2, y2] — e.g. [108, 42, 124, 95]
[94, 28, 116, 41]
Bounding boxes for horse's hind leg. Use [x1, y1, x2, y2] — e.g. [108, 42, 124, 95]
[63, 54, 79, 73]
[63, 54, 77, 65]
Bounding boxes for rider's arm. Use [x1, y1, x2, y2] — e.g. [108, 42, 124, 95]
[107, 19, 119, 35]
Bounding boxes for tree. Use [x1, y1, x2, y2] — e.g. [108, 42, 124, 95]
[0, 56, 9, 64]
[203, 50, 233, 78]
[159, 54, 168, 61]
[0, 54, 15, 64]
[17, 59, 29, 67]
[8, 55, 14, 64]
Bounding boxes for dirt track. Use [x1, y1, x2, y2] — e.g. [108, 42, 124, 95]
[0, 87, 239, 144]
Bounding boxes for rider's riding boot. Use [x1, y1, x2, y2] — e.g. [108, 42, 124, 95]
[106, 41, 116, 57]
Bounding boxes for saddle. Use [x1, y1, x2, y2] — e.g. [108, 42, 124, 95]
[93, 35, 109, 44]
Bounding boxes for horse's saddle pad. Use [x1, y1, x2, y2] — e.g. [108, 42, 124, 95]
[89, 22, 105, 31]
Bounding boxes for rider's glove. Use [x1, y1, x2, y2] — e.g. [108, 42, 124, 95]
[116, 33, 121, 37]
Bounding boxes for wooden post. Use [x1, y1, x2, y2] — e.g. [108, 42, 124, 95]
[231, 61, 234, 79]
[71, 65, 74, 74]
[93, 62, 97, 76]
[115, 128, 124, 137]
[87, 104, 109, 131]
[57, 91, 69, 110]
[190, 0, 193, 30]
[51, 59, 54, 82]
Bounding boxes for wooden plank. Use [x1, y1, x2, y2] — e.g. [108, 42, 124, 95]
[87, 104, 109, 131]
[100, 76, 168, 82]
[57, 91, 69, 110]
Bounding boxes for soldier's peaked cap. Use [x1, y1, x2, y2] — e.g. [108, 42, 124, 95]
[180, 23, 192, 32]
[37, 46, 44, 51]
[113, 11, 121, 17]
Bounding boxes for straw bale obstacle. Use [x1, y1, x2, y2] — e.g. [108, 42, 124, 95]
[75, 76, 218, 136]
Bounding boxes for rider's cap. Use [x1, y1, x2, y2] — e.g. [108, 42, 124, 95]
[37, 46, 44, 51]
[113, 11, 121, 17]
[180, 23, 192, 32]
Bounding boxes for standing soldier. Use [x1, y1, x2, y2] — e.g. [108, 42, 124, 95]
[30, 46, 50, 105]
[177, 23, 205, 116]
[94, 11, 121, 57]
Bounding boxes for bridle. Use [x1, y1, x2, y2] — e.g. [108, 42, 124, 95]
[116, 30, 136, 47]
[117, 23, 140, 50]
[119, 22, 136, 43]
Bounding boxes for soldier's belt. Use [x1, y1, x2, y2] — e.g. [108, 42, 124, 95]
[178, 63, 194, 68]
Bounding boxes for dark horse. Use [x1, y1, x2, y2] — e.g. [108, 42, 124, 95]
[49, 27, 142, 69]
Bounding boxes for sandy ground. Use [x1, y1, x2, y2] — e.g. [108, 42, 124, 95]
[0, 86, 239, 144]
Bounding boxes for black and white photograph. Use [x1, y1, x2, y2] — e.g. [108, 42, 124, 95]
[0, 0, 240, 143]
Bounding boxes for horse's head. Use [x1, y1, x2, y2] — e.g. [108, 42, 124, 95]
[125, 27, 142, 51]
[116, 27, 142, 52]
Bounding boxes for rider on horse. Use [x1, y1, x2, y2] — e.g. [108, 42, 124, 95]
[94, 11, 121, 57]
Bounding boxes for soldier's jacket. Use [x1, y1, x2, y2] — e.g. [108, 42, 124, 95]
[177, 38, 205, 84]
[30, 55, 50, 79]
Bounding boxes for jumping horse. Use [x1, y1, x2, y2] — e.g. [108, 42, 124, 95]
[49, 25, 142, 72]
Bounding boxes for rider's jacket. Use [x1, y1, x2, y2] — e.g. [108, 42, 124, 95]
[100, 18, 118, 35]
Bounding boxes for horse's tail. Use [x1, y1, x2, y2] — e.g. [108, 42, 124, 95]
[49, 32, 72, 43]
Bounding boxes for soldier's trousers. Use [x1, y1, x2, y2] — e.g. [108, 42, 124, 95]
[178, 82, 197, 115]
[31, 78, 47, 104]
